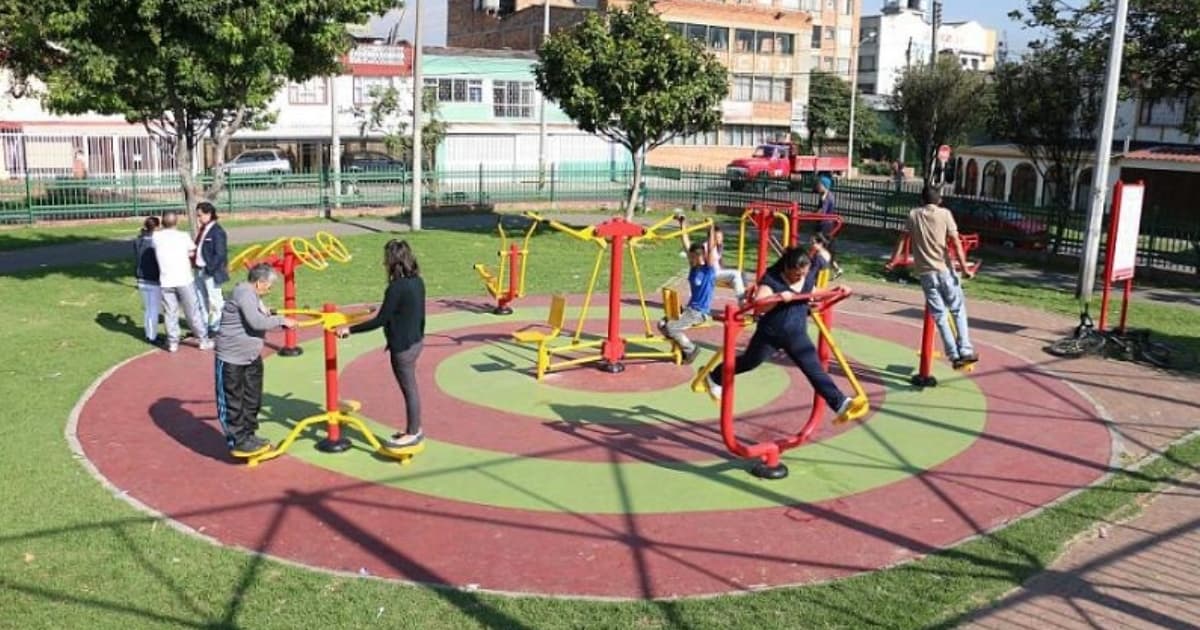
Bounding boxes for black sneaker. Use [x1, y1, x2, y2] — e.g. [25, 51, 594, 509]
[231, 435, 270, 456]
[953, 353, 980, 370]
[682, 347, 700, 364]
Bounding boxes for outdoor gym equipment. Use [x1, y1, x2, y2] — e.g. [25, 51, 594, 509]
[885, 232, 979, 275]
[513, 213, 712, 378]
[692, 285, 870, 479]
[246, 303, 425, 467]
[229, 231, 352, 357]
[736, 200, 845, 286]
[472, 216, 538, 315]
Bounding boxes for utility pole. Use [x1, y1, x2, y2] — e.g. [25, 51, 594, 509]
[330, 74, 341, 214]
[931, 0, 941, 65]
[848, 32, 877, 177]
[410, 0, 423, 231]
[899, 36, 912, 165]
[1077, 0, 1130, 307]
[537, 0, 550, 188]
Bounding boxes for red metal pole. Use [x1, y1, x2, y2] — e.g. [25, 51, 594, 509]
[911, 302, 938, 387]
[505, 242, 520, 306]
[316, 302, 349, 453]
[719, 303, 741, 456]
[279, 245, 301, 356]
[600, 233, 627, 368]
[1099, 181, 1124, 332]
[1119, 278, 1132, 334]
[756, 214, 770, 282]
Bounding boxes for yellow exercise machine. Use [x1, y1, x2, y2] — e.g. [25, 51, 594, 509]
[512, 213, 711, 379]
[245, 304, 425, 467]
[228, 231, 353, 357]
[473, 216, 539, 315]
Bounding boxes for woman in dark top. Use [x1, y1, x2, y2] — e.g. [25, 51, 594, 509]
[705, 246, 865, 424]
[134, 216, 162, 344]
[338, 240, 427, 447]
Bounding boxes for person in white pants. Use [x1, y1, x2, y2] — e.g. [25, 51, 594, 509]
[192, 202, 229, 333]
[153, 211, 212, 352]
[133, 216, 162, 344]
[705, 224, 746, 303]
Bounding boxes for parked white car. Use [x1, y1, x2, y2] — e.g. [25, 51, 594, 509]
[221, 149, 293, 176]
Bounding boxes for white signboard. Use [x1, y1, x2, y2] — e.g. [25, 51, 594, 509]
[1109, 182, 1145, 282]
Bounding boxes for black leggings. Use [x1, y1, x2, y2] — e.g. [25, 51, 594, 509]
[713, 326, 846, 410]
[389, 341, 423, 434]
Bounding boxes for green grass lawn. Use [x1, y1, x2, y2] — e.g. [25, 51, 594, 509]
[1, 224, 1198, 629]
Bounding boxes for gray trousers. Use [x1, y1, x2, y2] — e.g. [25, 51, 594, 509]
[662, 307, 709, 353]
[388, 341, 423, 434]
[161, 284, 209, 345]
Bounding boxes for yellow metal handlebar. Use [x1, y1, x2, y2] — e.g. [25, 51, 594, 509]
[276, 308, 372, 330]
[526, 212, 605, 247]
[638, 218, 714, 244]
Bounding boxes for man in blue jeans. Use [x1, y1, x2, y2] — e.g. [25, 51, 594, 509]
[900, 186, 978, 369]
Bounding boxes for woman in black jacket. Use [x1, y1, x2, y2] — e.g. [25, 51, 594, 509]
[338, 240, 426, 447]
[134, 216, 162, 344]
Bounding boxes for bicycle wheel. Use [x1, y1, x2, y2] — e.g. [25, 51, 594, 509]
[1138, 340, 1199, 371]
[1047, 332, 1105, 358]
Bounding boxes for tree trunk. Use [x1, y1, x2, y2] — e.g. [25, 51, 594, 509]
[172, 127, 202, 235]
[624, 146, 643, 220]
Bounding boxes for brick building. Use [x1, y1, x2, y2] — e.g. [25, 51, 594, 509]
[447, 0, 862, 169]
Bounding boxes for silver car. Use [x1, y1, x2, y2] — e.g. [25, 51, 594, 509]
[221, 149, 293, 176]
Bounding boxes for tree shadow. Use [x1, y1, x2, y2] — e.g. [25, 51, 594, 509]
[95, 311, 152, 343]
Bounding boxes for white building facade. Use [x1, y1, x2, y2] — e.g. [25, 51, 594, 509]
[856, 0, 997, 98]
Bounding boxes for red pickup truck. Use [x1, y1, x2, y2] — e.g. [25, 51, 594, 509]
[726, 143, 849, 191]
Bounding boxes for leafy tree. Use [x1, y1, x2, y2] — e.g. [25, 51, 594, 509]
[534, 0, 727, 218]
[806, 71, 879, 159]
[1013, 0, 1200, 131]
[356, 86, 447, 188]
[991, 44, 1104, 253]
[890, 56, 992, 183]
[2, 0, 391, 228]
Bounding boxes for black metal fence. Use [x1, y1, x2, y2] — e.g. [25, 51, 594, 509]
[2, 166, 1195, 275]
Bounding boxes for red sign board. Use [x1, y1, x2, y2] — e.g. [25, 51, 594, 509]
[937, 144, 951, 162]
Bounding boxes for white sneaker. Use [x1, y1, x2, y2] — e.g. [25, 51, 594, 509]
[385, 431, 423, 448]
[167, 343, 179, 353]
[198, 339, 215, 351]
[705, 373, 722, 401]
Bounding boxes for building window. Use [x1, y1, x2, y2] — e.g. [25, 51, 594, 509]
[825, 28, 834, 40]
[493, 81, 534, 118]
[735, 29, 755, 53]
[843, 0, 852, 14]
[1138, 97, 1188, 127]
[823, 56, 834, 70]
[732, 76, 792, 102]
[861, 27, 878, 43]
[837, 28, 851, 46]
[776, 33, 794, 55]
[669, 129, 719, 146]
[837, 57, 851, 75]
[425, 78, 483, 103]
[353, 77, 393, 105]
[860, 83, 875, 95]
[725, 125, 790, 146]
[686, 23, 707, 45]
[859, 55, 876, 71]
[288, 78, 327, 105]
[708, 26, 729, 51]
[811, 27, 822, 49]
[733, 75, 753, 101]
[757, 31, 775, 55]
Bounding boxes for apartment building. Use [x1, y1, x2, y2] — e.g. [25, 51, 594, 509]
[448, 0, 862, 169]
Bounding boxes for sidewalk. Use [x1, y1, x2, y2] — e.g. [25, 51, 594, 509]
[960, 473, 1200, 630]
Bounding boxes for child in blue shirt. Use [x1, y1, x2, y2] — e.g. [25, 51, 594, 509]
[659, 217, 716, 364]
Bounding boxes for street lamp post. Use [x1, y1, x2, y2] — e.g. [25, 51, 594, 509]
[847, 31, 877, 177]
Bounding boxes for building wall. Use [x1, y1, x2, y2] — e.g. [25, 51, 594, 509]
[1114, 98, 1199, 146]
[856, 9, 996, 97]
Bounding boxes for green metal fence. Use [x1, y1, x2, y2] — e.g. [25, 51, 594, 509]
[2, 166, 1196, 275]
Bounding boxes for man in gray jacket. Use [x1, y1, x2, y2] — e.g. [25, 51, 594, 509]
[215, 263, 297, 457]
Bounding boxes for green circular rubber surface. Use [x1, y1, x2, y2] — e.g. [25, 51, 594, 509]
[260, 307, 987, 514]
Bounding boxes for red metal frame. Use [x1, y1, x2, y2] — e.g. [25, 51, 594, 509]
[242, 243, 303, 355]
[887, 233, 981, 274]
[593, 218, 648, 372]
[717, 287, 851, 470]
[320, 302, 343, 445]
[1099, 180, 1143, 333]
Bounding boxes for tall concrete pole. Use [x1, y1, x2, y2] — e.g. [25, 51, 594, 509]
[537, 0, 550, 185]
[410, 0, 423, 230]
[1077, 0, 1129, 306]
[330, 74, 341, 212]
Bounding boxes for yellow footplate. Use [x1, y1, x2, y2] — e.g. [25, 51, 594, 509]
[380, 440, 426, 465]
[338, 399, 362, 413]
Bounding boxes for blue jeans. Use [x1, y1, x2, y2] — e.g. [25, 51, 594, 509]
[919, 270, 974, 361]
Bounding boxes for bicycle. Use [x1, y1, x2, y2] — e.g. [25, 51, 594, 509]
[1046, 314, 1198, 371]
